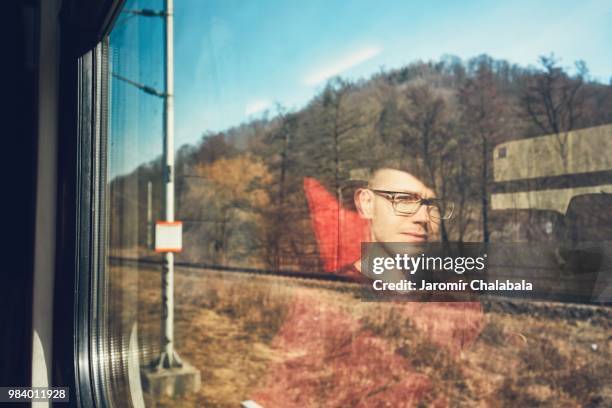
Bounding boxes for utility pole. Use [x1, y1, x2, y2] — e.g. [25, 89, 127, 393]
[115, 0, 200, 396]
[147, 181, 152, 249]
[155, 0, 182, 370]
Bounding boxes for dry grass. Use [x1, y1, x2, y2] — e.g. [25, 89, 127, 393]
[471, 312, 612, 407]
[357, 305, 471, 406]
[137, 268, 294, 407]
[110, 265, 612, 407]
[477, 320, 506, 346]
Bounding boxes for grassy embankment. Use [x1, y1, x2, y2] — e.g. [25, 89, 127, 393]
[130, 266, 611, 407]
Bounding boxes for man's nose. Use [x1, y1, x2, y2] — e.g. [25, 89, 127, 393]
[411, 203, 430, 224]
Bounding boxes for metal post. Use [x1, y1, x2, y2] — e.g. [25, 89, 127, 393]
[113, 5, 200, 392]
[147, 181, 152, 249]
[156, 0, 182, 369]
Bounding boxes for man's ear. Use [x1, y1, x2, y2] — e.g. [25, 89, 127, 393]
[354, 188, 374, 219]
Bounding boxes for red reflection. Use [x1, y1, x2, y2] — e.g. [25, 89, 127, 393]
[304, 177, 367, 272]
[249, 178, 484, 407]
[251, 295, 482, 407]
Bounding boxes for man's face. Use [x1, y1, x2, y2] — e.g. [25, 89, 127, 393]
[357, 169, 438, 243]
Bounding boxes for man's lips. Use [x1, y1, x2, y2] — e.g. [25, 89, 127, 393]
[400, 232, 428, 240]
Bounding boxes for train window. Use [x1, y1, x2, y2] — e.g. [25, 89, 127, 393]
[88, 0, 612, 406]
[89, 0, 167, 405]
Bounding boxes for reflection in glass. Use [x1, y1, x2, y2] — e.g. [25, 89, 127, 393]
[99, 0, 612, 406]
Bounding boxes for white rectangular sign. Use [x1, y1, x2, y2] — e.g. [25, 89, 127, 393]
[155, 221, 183, 253]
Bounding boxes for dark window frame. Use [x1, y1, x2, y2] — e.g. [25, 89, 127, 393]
[53, 1, 123, 406]
[1, 0, 40, 390]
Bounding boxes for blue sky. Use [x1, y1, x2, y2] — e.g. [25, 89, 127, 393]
[110, 0, 611, 176]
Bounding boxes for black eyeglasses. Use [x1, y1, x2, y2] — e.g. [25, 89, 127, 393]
[369, 189, 454, 220]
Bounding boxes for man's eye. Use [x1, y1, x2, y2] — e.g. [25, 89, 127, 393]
[395, 194, 420, 202]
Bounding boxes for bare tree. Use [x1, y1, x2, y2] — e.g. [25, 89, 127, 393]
[262, 105, 298, 270]
[403, 85, 451, 242]
[321, 78, 371, 267]
[459, 63, 504, 243]
[522, 55, 587, 172]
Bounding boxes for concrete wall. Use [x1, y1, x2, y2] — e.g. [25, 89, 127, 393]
[494, 124, 612, 182]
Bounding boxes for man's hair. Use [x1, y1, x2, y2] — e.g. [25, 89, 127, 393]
[342, 158, 428, 210]
[352, 159, 427, 185]
[359, 157, 427, 180]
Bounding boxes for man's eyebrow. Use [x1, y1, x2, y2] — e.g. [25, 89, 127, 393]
[370, 188, 421, 195]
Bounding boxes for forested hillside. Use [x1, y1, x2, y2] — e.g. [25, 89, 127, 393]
[109, 54, 612, 272]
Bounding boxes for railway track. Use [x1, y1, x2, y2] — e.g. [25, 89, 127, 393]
[109, 256, 612, 320]
[109, 256, 358, 283]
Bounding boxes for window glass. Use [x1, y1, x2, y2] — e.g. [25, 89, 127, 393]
[104, 0, 165, 404]
[102, 1, 612, 406]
